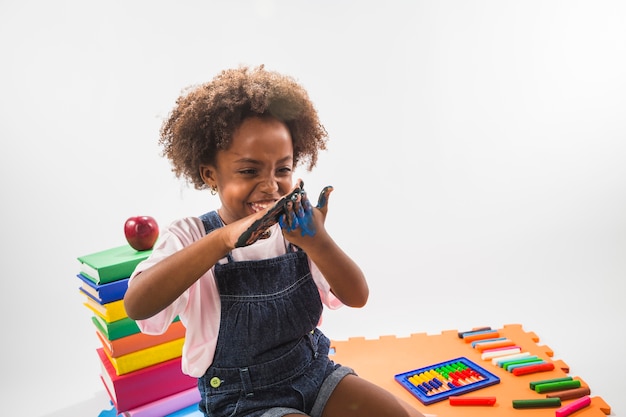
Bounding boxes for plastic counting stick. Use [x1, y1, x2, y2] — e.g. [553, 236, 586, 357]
[458, 327, 491, 338]
[512, 362, 555, 376]
[474, 339, 515, 352]
[512, 398, 562, 409]
[481, 347, 521, 360]
[507, 360, 546, 373]
[492, 352, 531, 366]
[546, 386, 591, 401]
[529, 377, 572, 390]
[534, 379, 581, 394]
[555, 395, 591, 417]
[471, 337, 507, 348]
[449, 396, 496, 406]
[502, 356, 541, 371]
[463, 330, 500, 343]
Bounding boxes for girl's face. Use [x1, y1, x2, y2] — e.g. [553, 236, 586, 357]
[201, 116, 295, 225]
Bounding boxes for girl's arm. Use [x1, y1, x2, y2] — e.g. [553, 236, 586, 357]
[281, 188, 369, 308]
[124, 210, 272, 320]
[299, 227, 369, 308]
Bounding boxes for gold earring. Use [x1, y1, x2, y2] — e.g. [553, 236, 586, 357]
[210, 185, 218, 195]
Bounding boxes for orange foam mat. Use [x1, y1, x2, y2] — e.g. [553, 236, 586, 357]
[329, 323, 611, 417]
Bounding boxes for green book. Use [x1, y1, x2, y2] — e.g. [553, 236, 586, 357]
[92, 315, 141, 340]
[91, 315, 182, 341]
[77, 244, 151, 284]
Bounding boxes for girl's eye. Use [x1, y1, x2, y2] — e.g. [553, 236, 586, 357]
[239, 169, 257, 175]
[277, 167, 292, 175]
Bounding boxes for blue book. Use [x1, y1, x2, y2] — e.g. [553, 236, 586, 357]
[77, 273, 128, 304]
[99, 402, 202, 417]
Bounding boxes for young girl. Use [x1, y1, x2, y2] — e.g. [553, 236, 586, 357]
[124, 65, 425, 417]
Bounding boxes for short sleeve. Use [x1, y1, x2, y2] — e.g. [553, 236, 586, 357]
[127, 217, 206, 334]
[309, 259, 344, 310]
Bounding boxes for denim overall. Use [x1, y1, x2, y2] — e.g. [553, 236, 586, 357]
[197, 211, 350, 417]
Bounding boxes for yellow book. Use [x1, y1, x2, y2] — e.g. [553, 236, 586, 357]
[82, 293, 128, 322]
[106, 337, 185, 375]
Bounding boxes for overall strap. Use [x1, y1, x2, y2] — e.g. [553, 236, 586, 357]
[198, 211, 223, 234]
[198, 211, 235, 263]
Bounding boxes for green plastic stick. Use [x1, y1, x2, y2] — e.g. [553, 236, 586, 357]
[535, 379, 581, 393]
[512, 398, 562, 409]
[529, 376, 573, 390]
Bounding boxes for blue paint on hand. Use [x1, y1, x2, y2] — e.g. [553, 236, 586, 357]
[297, 193, 316, 237]
[278, 187, 320, 237]
[316, 186, 334, 209]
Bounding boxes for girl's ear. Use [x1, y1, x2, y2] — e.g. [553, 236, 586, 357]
[199, 165, 217, 188]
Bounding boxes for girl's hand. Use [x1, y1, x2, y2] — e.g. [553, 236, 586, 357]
[232, 180, 305, 248]
[221, 209, 275, 249]
[279, 185, 334, 247]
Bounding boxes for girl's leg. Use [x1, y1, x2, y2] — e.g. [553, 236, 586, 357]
[321, 374, 426, 417]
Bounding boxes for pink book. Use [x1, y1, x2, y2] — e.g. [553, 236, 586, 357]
[121, 387, 201, 417]
[97, 348, 197, 412]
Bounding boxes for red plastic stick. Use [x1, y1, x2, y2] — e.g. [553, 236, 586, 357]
[512, 362, 555, 376]
[449, 396, 497, 406]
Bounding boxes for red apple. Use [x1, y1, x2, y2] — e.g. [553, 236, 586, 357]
[124, 216, 159, 251]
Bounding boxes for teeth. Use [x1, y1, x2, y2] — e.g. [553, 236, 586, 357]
[250, 202, 273, 212]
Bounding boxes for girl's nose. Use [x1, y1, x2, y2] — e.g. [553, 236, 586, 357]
[259, 176, 279, 194]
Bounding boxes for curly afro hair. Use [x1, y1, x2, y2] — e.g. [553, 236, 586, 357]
[159, 65, 329, 190]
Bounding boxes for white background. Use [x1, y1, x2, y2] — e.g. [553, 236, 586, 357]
[1, 1, 624, 416]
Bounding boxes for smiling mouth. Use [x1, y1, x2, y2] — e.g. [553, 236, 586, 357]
[249, 201, 276, 213]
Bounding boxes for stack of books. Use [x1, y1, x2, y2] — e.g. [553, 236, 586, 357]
[77, 244, 200, 416]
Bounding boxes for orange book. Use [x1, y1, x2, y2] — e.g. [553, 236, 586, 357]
[96, 320, 186, 358]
